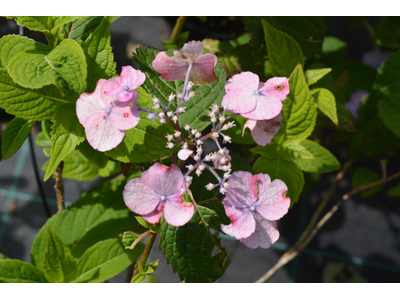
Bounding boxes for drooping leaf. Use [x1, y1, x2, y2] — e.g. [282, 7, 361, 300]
[311, 88, 338, 125]
[295, 140, 340, 173]
[72, 238, 143, 283]
[261, 18, 304, 77]
[352, 168, 383, 197]
[31, 176, 140, 269]
[305, 68, 332, 86]
[0, 260, 48, 283]
[7, 39, 87, 99]
[44, 103, 85, 181]
[378, 94, 400, 138]
[159, 206, 230, 283]
[253, 156, 304, 207]
[80, 16, 117, 93]
[2, 117, 35, 159]
[42, 226, 78, 283]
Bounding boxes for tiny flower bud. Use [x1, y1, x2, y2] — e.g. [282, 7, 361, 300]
[195, 132, 202, 139]
[198, 164, 205, 171]
[168, 93, 175, 102]
[166, 134, 174, 141]
[178, 107, 186, 113]
[196, 139, 203, 145]
[172, 115, 178, 123]
[196, 145, 203, 154]
[219, 115, 226, 123]
[224, 172, 231, 179]
[180, 187, 186, 194]
[191, 129, 199, 136]
[212, 104, 220, 113]
[206, 183, 215, 191]
[187, 164, 194, 171]
[167, 111, 174, 118]
[160, 118, 166, 124]
[195, 169, 202, 177]
[185, 176, 193, 183]
[211, 116, 217, 123]
[166, 142, 174, 149]
[152, 96, 160, 104]
[174, 131, 181, 138]
[193, 154, 201, 161]
[187, 81, 194, 90]
[211, 132, 219, 140]
[158, 112, 165, 118]
[189, 91, 195, 99]
[184, 124, 191, 131]
[223, 135, 231, 143]
[219, 187, 227, 195]
[223, 182, 230, 189]
[182, 142, 188, 149]
[154, 103, 161, 110]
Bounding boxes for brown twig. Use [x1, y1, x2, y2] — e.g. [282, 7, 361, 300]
[256, 167, 400, 283]
[55, 161, 65, 211]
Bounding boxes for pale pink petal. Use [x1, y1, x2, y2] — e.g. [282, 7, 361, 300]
[221, 206, 255, 239]
[76, 92, 107, 127]
[141, 202, 164, 224]
[224, 171, 258, 208]
[123, 175, 162, 215]
[110, 103, 140, 131]
[239, 94, 283, 120]
[240, 214, 279, 249]
[99, 77, 120, 107]
[190, 60, 218, 86]
[221, 72, 259, 114]
[181, 40, 204, 62]
[178, 149, 193, 161]
[152, 51, 188, 81]
[244, 113, 282, 146]
[259, 77, 290, 101]
[255, 177, 290, 221]
[164, 195, 195, 226]
[146, 163, 184, 196]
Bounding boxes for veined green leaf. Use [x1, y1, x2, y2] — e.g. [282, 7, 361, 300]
[0, 260, 48, 283]
[2, 117, 35, 159]
[15, 16, 83, 34]
[312, 88, 338, 125]
[305, 68, 332, 86]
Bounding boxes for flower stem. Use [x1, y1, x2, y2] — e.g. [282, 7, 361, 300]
[132, 232, 157, 277]
[170, 16, 188, 43]
[55, 161, 65, 211]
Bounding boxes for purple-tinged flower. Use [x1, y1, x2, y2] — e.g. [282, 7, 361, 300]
[344, 90, 369, 119]
[76, 77, 140, 152]
[104, 66, 146, 102]
[123, 163, 194, 227]
[221, 171, 290, 249]
[362, 49, 392, 70]
[243, 113, 282, 146]
[152, 41, 218, 86]
[221, 72, 289, 121]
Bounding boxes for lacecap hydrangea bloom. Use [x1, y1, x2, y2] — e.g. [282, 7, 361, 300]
[76, 72, 144, 152]
[221, 171, 290, 249]
[123, 163, 194, 227]
[152, 40, 218, 86]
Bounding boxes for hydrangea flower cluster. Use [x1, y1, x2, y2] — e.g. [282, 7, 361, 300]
[76, 40, 292, 249]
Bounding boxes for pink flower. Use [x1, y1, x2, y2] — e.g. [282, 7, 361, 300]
[221, 171, 290, 249]
[123, 163, 194, 227]
[243, 113, 282, 146]
[221, 72, 289, 120]
[152, 41, 218, 86]
[76, 77, 141, 152]
[362, 49, 392, 70]
[104, 66, 146, 102]
[344, 90, 369, 119]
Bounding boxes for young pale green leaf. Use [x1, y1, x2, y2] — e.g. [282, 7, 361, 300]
[311, 88, 338, 125]
[15, 17, 82, 33]
[7, 39, 87, 99]
[159, 206, 230, 283]
[261, 18, 304, 77]
[0, 69, 70, 120]
[281, 140, 314, 161]
[132, 47, 227, 132]
[31, 176, 140, 269]
[352, 168, 383, 197]
[131, 274, 159, 283]
[77, 140, 108, 168]
[321, 36, 348, 67]
[36, 132, 50, 148]
[44, 103, 85, 181]
[72, 238, 144, 283]
[274, 64, 317, 143]
[253, 156, 304, 207]
[378, 94, 400, 138]
[42, 226, 78, 283]
[80, 16, 117, 93]
[305, 68, 332, 86]
[0, 35, 51, 68]
[106, 87, 175, 163]
[389, 183, 400, 197]
[122, 231, 139, 249]
[295, 140, 340, 173]
[0, 260, 48, 283]
[2, 117, 35, 159]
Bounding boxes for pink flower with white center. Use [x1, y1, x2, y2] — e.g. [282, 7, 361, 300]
[152, 41, 218, 86]
[76, 77, 140, 152]
[123, 163, 194, 227]
[221, 171, 290, 249]
[221, 72, 289, 121]
[104, 66, 146, 102]
[243, 113, 282, 146]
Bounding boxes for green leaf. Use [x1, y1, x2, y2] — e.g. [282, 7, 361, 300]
[98, 160, 122, 177]
[122, 231, 139, 249]
[274, 64, 317, 143]
[389, 183, 400, 197]
[336, 101, 355, 130]
[7, 39, 87, 99]
[0, 260, 48, 283]
[311, 88, 338, 125]
[378, 94, 400, 138]
[305, 68, 332, 86]
[42, 226, 78, 283]
[0, 35, 51, 68]
[72, 238, 144, 283]
[374, 17, 400, 49]
[0, 69, 70, 120]
[295, 140, 340, 173]
[253, 156, 304, 207]
[131, 274, 158, 283]
[261, 18, 304, 77]
[0, 253, 8, 260]
[106, 87, 175, 163]
[30, 176, 140, 269]
[352, 168, 383, 197]
[281, 140, 314, 160]
[160, 205, 230, 282]
[161, 31, 190, 49]
[2, 117, 35, 159]
[36, 132, 50, 148]
[77, 140, 108, 168]
[321, 36, 347, 67]
[44, 103, 85, 181]
[15, 17, 82, 34]
[70, 16, 104, 43]
[62, 149, 101, 181]
[80, 16, 116, 93]
[132, 47, 227, 132]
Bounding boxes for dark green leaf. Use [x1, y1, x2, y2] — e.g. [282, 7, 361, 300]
[77, 140, 108, 168]
[352, 168, 383, 197]
[2, 117, 35, 159]
[389, 183, 400, 197]
[321, 36, 347, 67]
[378, 94, 400, 138]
